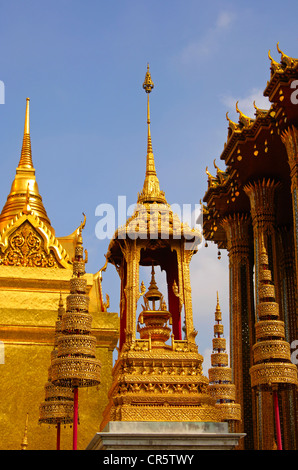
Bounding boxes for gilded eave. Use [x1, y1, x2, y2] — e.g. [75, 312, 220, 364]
[203, 45, 298, 247]
[264, 43, 298, 104]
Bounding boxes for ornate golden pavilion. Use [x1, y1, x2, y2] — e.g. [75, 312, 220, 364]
[100, 66, 241, 431]
[203, 44, 298, 450]
[0, 98, 118, 450]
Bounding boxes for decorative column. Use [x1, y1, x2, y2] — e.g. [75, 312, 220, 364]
[119, 239, 141, 349]
[244, 178, 281, 306]
[221, 213, 255, 449]
[281, 126, 298, 293]
[244, 178, 284, 449]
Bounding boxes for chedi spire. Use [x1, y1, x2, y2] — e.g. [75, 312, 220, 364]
[0, 98, 52, 231]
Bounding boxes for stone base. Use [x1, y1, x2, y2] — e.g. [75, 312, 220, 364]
[86, 421, 245, 450]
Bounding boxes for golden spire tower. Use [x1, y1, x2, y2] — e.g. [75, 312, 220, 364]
[0, 98, 52, 231]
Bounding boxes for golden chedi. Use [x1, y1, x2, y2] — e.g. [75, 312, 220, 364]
[208, 293, 241, 422]
[0, 98, 52, 232]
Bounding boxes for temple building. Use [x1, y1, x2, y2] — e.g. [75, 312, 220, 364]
[202, 44, 298, 450]
[0, 98, 119, 450]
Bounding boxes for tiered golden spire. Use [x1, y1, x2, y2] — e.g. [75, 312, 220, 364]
[20, 413, 29, 450]
[137, 65, 167, 204]
[39, 294, 74, 430]
[208, 293, 241, 422]
[250, 233, 298, 390]
[51, 225, 101, 448]
[51, 226, 101, 388]
[0, 98, 52, 231]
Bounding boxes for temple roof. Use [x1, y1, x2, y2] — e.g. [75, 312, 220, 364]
[203, 44, 298, 248]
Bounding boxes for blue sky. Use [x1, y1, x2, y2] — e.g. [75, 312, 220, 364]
[1, 0, 298, 370]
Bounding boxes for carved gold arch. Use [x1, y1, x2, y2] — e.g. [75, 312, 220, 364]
[0, 212, 72, 268]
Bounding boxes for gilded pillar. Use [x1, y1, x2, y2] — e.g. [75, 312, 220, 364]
[221, 213, 254, 449]
[244, 178, 283, 449]
[119, 239, 141, 347]
[244, 178, 281, 309]
[277, 227, 298, 448]
[281, 126, 298, 296]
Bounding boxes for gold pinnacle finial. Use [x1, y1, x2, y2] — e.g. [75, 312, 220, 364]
[143, 63, 154, 94]
[20, 413, 29, 450]
[143, 64, 154, 155]
[215, 291, 222, 321]
[137, 65, 166, 204]
[18, 97, 33, 169]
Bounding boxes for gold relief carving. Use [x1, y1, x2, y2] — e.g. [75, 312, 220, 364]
[243, 178, 281, 232]
[210, 353, 229, 367]
[281, 126, 298, 188]
[212, 337, 226, 350]
[57, 334, 97, 356]
[255, 320, 285, 340]
[216, 403, 241, 422]
[258, 285, 275, 299]
[70, 277, 87, 293]
[66, 294, 90, 311]
[0, 221, 59, 267]
[252, 340, 291, 363]
[61, 312, 92, 332]
[221, 213, 251, 259]
[209, 383, 236, 400]
[52, 356, 101, 386]
[115, 404, 221, 423]
[208, 367, 232, 382]
[257, 301, 279, 318]
[250, 362, 298, 389]
[39, 401, 74, 424]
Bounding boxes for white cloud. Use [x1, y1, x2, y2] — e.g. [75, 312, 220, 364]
[178, 11, 236, 64]
[220, 87, 270, 119]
